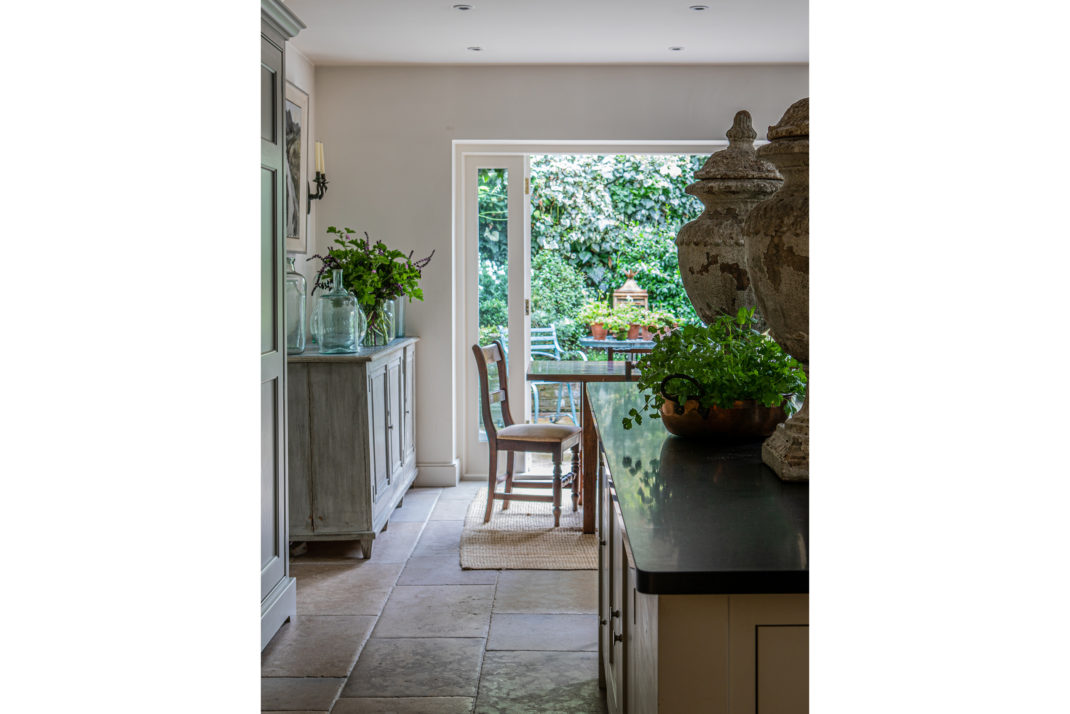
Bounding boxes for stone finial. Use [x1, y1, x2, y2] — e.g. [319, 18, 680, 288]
[725, 110, 757, 145]
[694, 110, 781, 181]
[767, 98, 809, 140]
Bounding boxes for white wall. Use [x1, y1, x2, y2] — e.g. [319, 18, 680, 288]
[313, 64, 808, 485]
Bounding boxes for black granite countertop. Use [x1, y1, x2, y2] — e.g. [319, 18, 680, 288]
[588, 382, 809, 595]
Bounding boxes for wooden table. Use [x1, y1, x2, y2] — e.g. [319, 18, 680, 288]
[526, 360, 637, 533]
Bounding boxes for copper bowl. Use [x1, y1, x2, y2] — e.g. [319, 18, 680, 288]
[657, 373, 789, 440]
[659, 398, 788, 439]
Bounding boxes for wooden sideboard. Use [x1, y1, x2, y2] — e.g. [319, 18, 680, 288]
[287, 338, 418, 558]
[590, 382, 809, 714]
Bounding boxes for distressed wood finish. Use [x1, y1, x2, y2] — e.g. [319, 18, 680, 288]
[287, 339, 418, 558]
[286, 363, 313, 533]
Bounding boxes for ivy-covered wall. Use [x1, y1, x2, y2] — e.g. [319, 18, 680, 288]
[478, 154, 707, 352]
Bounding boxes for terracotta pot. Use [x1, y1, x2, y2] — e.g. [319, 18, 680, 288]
[742, 98, 809, 481]
[590, 323, 607, 340]
[627, 324, 640, 340]
[676, 111, 783, 325]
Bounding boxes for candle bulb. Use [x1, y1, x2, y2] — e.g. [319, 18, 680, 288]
[315, 142, 325, 174]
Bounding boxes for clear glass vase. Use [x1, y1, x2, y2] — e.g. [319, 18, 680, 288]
[363, 299, 396, 347]
[310, 269, 366, 354]
[284, 257, 307, 354]
[394, 296, 406, 338]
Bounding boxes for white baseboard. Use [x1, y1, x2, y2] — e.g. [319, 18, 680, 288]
[415, 459, 460, 487]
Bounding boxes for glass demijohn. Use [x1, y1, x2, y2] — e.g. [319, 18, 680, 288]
[285, 257, 307, 354]
[311, 269, 366, 354]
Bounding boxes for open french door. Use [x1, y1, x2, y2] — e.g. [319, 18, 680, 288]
[463, 154, 530, 477]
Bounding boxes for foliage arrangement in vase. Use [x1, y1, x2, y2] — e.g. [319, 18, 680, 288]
[621, 308, 806, 440]
[308, 226, 434, 348]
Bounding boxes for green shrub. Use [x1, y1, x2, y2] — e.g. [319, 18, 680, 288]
[607, 225, 699, 325]
[531, 251, 588, 354]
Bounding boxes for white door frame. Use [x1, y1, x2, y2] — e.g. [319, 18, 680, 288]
[461, 154, 531, 476]
[452, 140, 727, 480]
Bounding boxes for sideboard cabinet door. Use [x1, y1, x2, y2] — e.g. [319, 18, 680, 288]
[387, 355, 404, 482]
[403, 344, 416, 463]
[368, 363, 389, 502]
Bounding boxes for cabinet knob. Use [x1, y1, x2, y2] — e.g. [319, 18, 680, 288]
[611, 609, 620, 619]
[600, 618, 607, 626]
[613, 633, 624, 643]
[599, 539, 607, 546]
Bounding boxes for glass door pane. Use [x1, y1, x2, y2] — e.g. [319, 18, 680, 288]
[477, 167, 508, 440]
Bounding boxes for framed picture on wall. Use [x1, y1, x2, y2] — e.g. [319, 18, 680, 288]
[284, 82, 309, 254]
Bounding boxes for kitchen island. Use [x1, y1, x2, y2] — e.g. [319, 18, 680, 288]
[590, 381, 808, 714]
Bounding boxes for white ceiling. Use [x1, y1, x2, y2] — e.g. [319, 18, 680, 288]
[285, 0, 808, 66]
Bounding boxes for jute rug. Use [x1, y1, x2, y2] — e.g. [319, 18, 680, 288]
[460, 487, 597, 570]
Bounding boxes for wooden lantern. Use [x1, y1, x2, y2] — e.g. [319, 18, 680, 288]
[612, 271, 648, 309]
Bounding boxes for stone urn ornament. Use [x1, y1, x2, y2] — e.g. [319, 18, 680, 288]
[676, 110, 783, 324]
[743, 98, 809, 481]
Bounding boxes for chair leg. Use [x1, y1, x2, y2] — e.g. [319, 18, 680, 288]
[553, 384, 565, 423]
[552, 453, 562, 528]
[502, 451, 515, 511]
[571, 445, 580, 512]
[484, 444, 497, 523]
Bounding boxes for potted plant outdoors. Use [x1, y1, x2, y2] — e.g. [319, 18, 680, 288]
[608, 302, 647, 340]
[641, 307, 677, 340]
[578, 300, 613, 340]
[621, 307, 806, 439]
[309, 226, 434, 347]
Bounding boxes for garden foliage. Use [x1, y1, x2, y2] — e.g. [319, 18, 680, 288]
[477, 154, 707, 347]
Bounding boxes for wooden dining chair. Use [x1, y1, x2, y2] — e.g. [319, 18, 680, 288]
[472, 341, 581, 526]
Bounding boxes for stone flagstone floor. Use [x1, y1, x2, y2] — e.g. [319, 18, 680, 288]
[261, 479, 607, 714]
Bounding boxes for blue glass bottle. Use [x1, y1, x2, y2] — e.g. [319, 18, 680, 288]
[311, 269, 366, 354]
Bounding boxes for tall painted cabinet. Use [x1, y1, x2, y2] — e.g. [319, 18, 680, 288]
[261, 0, 304, 651]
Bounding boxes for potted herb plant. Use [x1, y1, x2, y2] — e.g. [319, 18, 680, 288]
[622, 308, 806, 439]
[308, 226, 434, 346]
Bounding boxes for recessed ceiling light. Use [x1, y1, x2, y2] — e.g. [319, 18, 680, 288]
[669, 46, 685, 51]
[453, 4, 472, 10]
[467, 46, 483, 52]
[689, 4, 709, 10]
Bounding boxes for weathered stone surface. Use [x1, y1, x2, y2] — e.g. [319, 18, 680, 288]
[743, 98, 810, 481]
[676, 110, 783, 324]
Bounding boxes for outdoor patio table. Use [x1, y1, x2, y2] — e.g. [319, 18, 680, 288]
[578, 336, 656, 352]
[526, 359, 638, 534]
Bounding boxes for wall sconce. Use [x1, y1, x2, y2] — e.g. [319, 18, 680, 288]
[308, 140, 327, 212]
